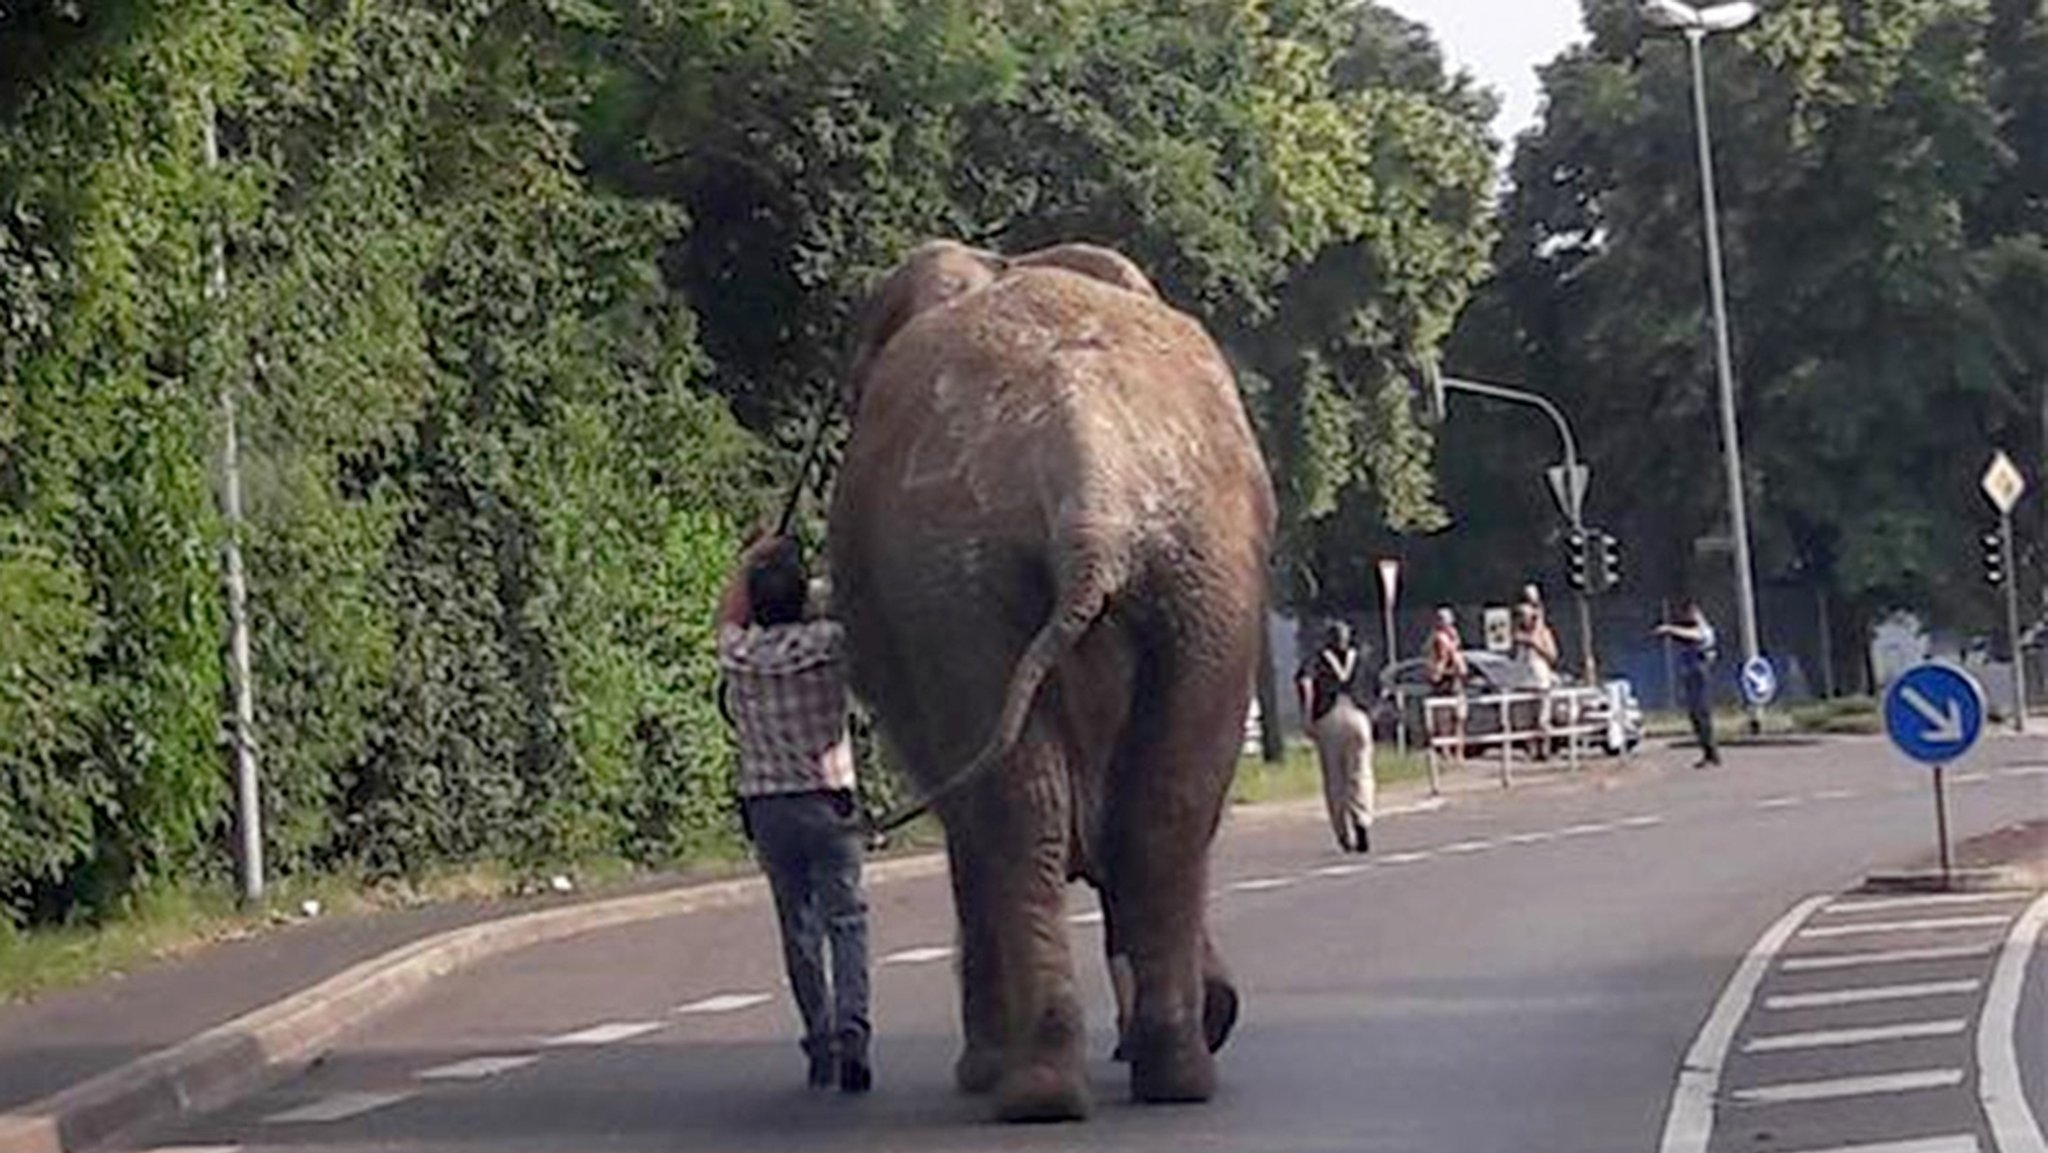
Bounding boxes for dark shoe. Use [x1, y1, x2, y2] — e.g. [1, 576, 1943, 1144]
[1352, 822, 1372, 854]
[807, 1050, 836, 1090]
[839, 1054, 873, 1094]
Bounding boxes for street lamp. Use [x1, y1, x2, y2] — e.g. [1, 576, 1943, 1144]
[1642, 0, 1766, 732]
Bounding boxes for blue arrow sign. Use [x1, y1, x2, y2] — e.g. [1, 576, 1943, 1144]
[1739, 656, 1778, 707]
[1884, 662, 1986, 765]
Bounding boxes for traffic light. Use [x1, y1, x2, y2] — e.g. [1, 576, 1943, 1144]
[1982, 531, 2005, 586]
[1563, 529, 1589, 592]
[1598, 531, 1624, 593]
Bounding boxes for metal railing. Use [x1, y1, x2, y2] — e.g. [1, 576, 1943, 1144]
[1420, 685, 1621, 793]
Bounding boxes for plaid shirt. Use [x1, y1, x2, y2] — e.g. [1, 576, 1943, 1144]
[718, 620, 857, 797]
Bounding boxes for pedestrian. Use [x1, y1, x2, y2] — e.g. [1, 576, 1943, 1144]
[1296, 621, 1375, 853]
[1655, 600, 1721, 768]
[715, 533, 873, 1092]
[1424, 606, 1469, 760]
[1512, 588, 1562, 758]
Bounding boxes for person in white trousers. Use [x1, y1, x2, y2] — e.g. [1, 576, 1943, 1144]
[1296, 621, 1375, 854]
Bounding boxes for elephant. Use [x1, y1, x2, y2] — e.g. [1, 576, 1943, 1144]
[826, 240, 1276, 1121]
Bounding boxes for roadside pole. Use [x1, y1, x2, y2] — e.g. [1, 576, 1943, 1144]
[1883, 663, 1985, 893]
[1981, 451, 2029, 733]
[1377, 559, 1404, 754]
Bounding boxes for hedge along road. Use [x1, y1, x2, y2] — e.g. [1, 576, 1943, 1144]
[114, 737, 2047, 1153]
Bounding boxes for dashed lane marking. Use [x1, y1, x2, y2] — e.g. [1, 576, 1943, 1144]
[1779, 943, 1998, 973]
[1951, 772, 1990, 784]
[675, 992, 775, 1013]
[1438, 839, 1495, 855]
[1506, 831, 1557, 845]
[1557, 822, 1616, 837]
[1730, 1069, 1965, 1105]
[1758, 796, 1805, 809]
[1228, 877, 1296, 893]
[1764, 979, 1979, 1011]
[1772, 1137, 1979, 1153]
[1621, 815, 1667, 828]
[416, 1055, 538, 1081]
[138, 1147, 242, 1153]
[1977, 891, 2048, 1153]
[265, 1092, 413, 1124]
[1310, 863, 1369, 878]
[879, 947, 954, 966]
[1656, 895, 1831, 1153]
[1799, 915, 2013, 939]
[1378, 852, 1431, 865]
[1742, 1018, 1969, 1054]
[1809, 789, 1861, 802]
[1826, 892, 2028, 915]
[544, 1021, 662, 1047]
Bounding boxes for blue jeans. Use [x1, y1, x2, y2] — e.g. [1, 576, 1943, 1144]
[744, 791, 870, 1060]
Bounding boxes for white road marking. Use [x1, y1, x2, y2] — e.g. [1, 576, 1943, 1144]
[1656, 894, 1831, 1153]
[1378, 852, 1431, 865]
[544, 1021, 662, 1047]
[1800, 915, 2012, 939]
[1743, 1018, 1969, 1053]
[1811, 789, 1861, 802]
[1977, 891, 2048, 1153]
[1780, 943, 1998, 972]
[1310, 863, 1369, 878]
[138, 1147, 243, 1153]
[1505, 831, 1556, 845]
[1557, 822, 1616, 837]
[1827, 892, 2028, 915]
[676, 992, 775, 1013]
[1438, 839, 1495, 855]
[1769, 1137, 1979, 1153]
[1758, 796, 1804, 809]
[1620, 815, 1667, 829]
[1228, 877, 1295, 893]
[265, 1092, 412, 1124]
[1730, 1068, 1964, 1105]
[1998, 766, 2047, 778]
[416, 1055, 538, 1081]
[1068, 909, 1105, 925]
[879, 946, 954, 966]
[1951, 772, 1990, 784]
[1764, 979, 1979, 1010]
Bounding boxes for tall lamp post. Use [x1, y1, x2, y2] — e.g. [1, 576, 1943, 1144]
[1643, 0, 1766, 732]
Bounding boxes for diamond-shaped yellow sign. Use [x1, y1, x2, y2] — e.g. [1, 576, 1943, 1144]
[1981, 450, 2027, 514]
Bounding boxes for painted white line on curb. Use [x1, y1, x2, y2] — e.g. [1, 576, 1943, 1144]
[1800, 915, 2012, 939]
[1310, 863, 1369, 878]
[1770, 1136, 1979, 1153]
[1757, 796, 1804, 809]
[1378, 852, 1430, 865]
[675, 993, 774, 1014]
[265, 1092, 413, 1124]
[1764, 979, 1979, 1011]
[1730, 1068, 1964, 1105]
[1828, 892, 2028, 915]
[416, 1055, 538, 1081]
[1780, 943, 1999, 972]
[1977, 891, 2048, 1153]
[1228, 877, 1295, 893]
[1656, 894, 1831, 1153]
[544, 1021, 662, 1047]
[879, 947, 954, 966]
[1743, 1018, 1969, 1053]
[1438, 840, 1495, 855]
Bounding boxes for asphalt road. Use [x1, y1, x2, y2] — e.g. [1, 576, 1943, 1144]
[129, 736, 2046, 1153]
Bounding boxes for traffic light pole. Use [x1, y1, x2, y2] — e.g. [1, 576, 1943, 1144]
[1440, 376, 1598, 681]
[2001, 511, 2028, 733]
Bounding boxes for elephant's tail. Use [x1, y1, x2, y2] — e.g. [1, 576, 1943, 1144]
[870, 560, 1113, 833]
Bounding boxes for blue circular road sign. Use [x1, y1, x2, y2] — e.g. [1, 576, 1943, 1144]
[1883, 662, 1986, 765]
[1739, 656, 1778, 707]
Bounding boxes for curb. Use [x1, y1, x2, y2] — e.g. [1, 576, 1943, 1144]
[0, 855, 947, 1153]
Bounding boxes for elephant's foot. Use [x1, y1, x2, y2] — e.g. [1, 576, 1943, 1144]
[1129, 1023, 1217, 1105]
[995, 1060, 1091, 1122]
[955, 1044, 1003, 1095]
[1202, 971, 1240, 1053]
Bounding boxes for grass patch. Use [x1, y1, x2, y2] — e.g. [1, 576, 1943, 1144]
[1231, 741, 1432, 807]
[1645, 696, 1881, 740]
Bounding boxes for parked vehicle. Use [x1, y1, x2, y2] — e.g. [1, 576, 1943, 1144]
[1373, 650, 1643, 756]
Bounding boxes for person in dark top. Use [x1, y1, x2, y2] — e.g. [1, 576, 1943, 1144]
[1656, 601, 1720, 768]
[1295, 621, 1374, 853]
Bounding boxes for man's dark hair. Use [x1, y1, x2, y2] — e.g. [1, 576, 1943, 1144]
[747, 538, 809, 627]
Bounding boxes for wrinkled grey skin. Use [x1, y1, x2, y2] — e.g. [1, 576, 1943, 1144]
[828, 241, 1276, 1121]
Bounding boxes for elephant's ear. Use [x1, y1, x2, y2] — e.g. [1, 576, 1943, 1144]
[843, 240, 1004, 412]
[1008, 243, 1160, 299]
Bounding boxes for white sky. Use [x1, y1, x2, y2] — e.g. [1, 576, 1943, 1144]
[1379, 0, 1588, 143]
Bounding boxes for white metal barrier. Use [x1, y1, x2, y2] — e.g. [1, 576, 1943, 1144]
[1420, 685, 1614, 793]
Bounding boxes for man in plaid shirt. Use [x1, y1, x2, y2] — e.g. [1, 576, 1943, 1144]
[716, 534, 871, 1093]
